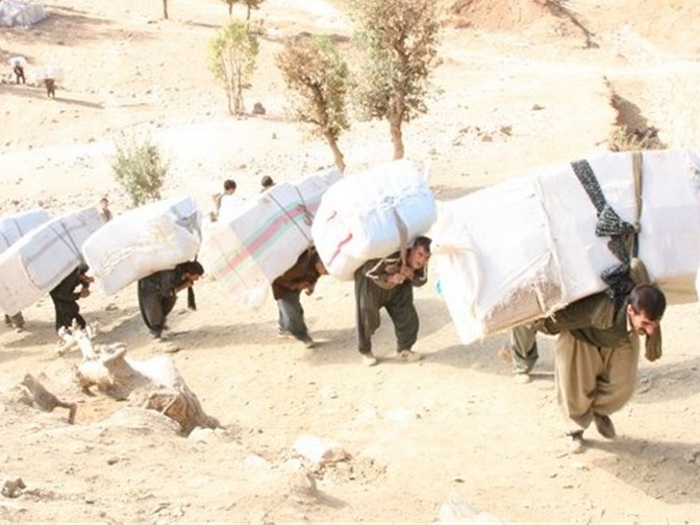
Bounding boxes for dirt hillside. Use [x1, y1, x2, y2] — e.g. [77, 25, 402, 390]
[0, 0, 698, 523]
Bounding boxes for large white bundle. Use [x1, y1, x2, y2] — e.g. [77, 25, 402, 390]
[0, 207, 103, 316]
[312, 160, 437, 280]
[0, 208, 52, 252]
[0, 0, 46, 27]
[82, 196, 201, 296]
[200, 170, 341, 306]
[431, 149, 700, 345]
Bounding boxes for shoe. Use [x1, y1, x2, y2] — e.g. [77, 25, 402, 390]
[299, 335, 316, 349]
[277, 330, 294, 339]
[512, 372, 532, 384]
[593, 414, 616, 439]
[568, 432, 586, 454]
[397, 349, 423, 362]
[362, 354, 378, 367]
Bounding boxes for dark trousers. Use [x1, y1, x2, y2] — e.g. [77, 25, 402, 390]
[45, 79, 56, 98]
[354, 272, 418, 355]
[52, 299, 85, 332]
[276, 289, 309, 340]
[138, 290, 177, 337]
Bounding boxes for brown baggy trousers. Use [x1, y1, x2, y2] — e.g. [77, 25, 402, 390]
[554, 330, 639, 435]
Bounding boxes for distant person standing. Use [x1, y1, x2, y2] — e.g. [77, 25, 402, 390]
[44, 78, 56, 98]
[260, 175, 275, 192]
[13, 63, 25, 84]
[137, 261, 204, 339]
[98, 197, 113, 223]
[211, 179, 243, 223]
[49, 265, 93, 332]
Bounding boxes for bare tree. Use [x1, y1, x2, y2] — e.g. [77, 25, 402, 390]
[276, 35, 350, 172]
[208, 21, 259, 115]
[162, 0, 169, 19]
[219, 0, 265, 20]
[350, 0, 441, 159]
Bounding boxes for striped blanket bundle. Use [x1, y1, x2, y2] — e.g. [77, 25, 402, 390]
[0, 208, 52, 252]
[430, 149, 700, 345]
[0, 206, 103, 315]
[82, 195, 201, 296]
[311, 160, 437, 281]
[200, 170, 341, 306]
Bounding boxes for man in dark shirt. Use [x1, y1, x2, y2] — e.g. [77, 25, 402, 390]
[138, 261, 204, 339]
[272, 246, 327, 348]
[509, 283, 666, 453]
[49, 265, 93, 332]
[354, 236, 431, 367]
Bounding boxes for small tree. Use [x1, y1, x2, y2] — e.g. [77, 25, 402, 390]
[208, 21, 259, 115]
[112, 136, 169, 207]
[276, 35, 350, 172]
[162, 0, 168, 19]
[350, 0, 441, 159]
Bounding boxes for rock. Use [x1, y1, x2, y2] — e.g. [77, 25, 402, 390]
[252, 102, 266, 115]
[292, 434, 350, 466]
[1, 478, 25, 498]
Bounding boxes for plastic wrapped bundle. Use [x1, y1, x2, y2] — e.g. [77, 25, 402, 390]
[312, 160, 437, 280]
[200, 170, 341, 306]
[0, 207, 103, 315]
[82, 196, 201, 296]
[0, 208, 52, 252]
[430, 149, 700, 345]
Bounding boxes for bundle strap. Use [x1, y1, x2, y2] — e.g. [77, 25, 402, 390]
[570, 156, 642, 304]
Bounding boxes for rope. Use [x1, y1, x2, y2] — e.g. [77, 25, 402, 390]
[268, 191, 312, 245]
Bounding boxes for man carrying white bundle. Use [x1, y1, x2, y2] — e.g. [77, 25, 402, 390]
[354, 236, 432, 367]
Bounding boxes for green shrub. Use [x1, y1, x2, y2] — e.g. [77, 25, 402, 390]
[112, 136, 169, 207]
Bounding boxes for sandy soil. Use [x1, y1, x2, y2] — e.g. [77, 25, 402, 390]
[0, 0, 699, 523]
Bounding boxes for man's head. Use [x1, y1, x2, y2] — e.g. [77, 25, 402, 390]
[223, 179, 237, 193]
[626, 283, 666, 336]
[179, 261, 205, 282]
[406, 236, 431, 271]
[261, 175, 275, 189]
[100, 197, 109, 208]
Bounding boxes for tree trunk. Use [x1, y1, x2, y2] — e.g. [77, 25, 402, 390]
[246, 5, 252, 20]
[324, 131, 346, 173]
[228, 1, 233, 17]
[162, 0, 169, 20]
[389, 115, 404, 160]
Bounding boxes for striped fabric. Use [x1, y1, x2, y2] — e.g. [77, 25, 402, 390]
[200, 170, 341, 307]
[0, 208, 52, 253]
[0, 207, 103, 315]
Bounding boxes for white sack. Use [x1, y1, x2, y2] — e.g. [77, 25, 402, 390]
[0, 207, 103, 315]
[82, 196, 201, 296]
[312, 160, 437, 280]
[0, 208, 52, 252]
[199, 170, 341, 307]
[431, 149, 700, 345]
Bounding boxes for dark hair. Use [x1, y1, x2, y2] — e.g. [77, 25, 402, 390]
[177, 260, 204, 277]
[261, 175, 274, 187]
[412, 235, 432, 254]
[223, 179, 237, 191]
[628, 283, 666, 321]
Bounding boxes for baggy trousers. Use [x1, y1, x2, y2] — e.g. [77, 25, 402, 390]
[354, 273, 418, 355]
[508, 324, 539, 373]
[555, 330, 639, 435]
[138, 288, 177, 337]
[277, 289, 309, 340]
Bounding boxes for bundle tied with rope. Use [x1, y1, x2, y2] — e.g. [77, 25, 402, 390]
[571, 152, 662, 362]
